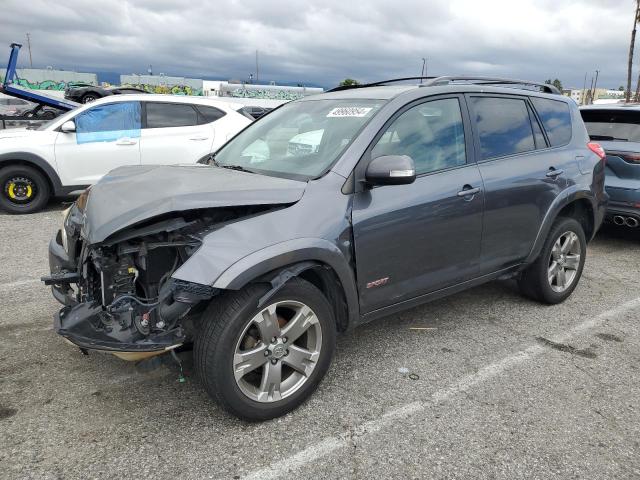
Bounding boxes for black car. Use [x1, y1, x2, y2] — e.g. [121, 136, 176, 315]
[44, 76, 606, 421]
[64, 85, 148, 104]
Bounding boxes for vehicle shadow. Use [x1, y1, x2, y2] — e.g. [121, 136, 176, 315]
[594, 223, 640, 244]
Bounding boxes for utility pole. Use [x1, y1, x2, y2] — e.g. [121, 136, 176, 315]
[581, 72, 587, 105]
[627, 0, 640, 102]
[255, 50, 259, 84]
[592, 69, 600, 103]
[25, 32, 33, 67]
[421, 58, 426, 83]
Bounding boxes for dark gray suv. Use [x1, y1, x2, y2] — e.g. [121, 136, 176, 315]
[44, 77, 607, 420]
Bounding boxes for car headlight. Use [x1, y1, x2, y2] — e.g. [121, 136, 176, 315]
[75, 186, 91, 212]
[61, 206, 72, 252]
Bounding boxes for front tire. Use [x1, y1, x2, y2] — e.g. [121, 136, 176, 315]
[195, 278, 336, 421]
[0, 165, 51, 214]
[518, 217, 586, 304]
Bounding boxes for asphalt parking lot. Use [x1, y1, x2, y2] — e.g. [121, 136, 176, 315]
[1, 203, 639, 480]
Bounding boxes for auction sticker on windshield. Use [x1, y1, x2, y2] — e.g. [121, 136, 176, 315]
[327, 107, 373, 117]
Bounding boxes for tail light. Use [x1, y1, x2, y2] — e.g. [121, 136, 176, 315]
[587, 142, 606, 160]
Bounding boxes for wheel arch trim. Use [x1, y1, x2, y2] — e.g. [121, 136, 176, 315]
[526, 187, 598, 264]
[212, 237, 360, 329]
[0, 152, 63, 195]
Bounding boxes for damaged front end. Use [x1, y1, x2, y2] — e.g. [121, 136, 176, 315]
[44, 201, 265, 360]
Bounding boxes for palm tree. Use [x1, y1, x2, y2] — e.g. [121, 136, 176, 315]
[627, 0, 640, 102]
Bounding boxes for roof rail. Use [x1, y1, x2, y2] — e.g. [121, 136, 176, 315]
[327, 77, 433, 92]
[424, 76, 561, 94]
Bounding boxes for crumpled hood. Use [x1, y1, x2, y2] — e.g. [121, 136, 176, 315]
[82, 164, 307, 244]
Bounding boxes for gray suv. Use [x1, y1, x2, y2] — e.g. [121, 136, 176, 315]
[44, 77, 607, 421]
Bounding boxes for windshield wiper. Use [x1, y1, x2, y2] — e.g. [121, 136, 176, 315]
[218, 164, 256, 174]
[589, 134, 629, 141]
[204, 153, 256, 173]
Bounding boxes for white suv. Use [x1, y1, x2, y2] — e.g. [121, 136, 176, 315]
[0, 94, 252, 213]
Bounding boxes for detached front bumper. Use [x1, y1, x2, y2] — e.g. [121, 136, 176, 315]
[54, 303, 185, 355]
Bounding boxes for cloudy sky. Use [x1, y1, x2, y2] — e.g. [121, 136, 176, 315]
[0, 0, 635, 89]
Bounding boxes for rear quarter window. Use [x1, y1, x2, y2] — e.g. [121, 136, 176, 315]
[196, 105, 226, 124]
[530, 97, 572, 147]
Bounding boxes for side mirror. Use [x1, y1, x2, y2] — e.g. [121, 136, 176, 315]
[365, 155, 416, 186]
[60, 120, 76, 133]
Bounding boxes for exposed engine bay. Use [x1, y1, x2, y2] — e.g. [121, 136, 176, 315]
[45, 202, 278, 359]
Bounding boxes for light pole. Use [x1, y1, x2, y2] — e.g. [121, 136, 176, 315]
[26, 32, 33, 67]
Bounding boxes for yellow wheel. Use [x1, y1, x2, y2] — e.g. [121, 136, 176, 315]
[0, 165, 50, 214]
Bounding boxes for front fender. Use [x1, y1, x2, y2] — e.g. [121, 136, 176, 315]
[217, 237, 359, 325]
[175, 236, 360, 329]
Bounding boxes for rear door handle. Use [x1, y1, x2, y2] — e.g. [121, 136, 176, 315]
[189, 136, 209, 141]
[116, 138, 137, 146]
[546, 167, 563, 178]
[457, 186, 481, 197]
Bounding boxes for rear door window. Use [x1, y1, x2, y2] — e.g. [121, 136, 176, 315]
[530, 97, 572, 146]
[145, 103, 199, 128]
[470, 96, 535, 160]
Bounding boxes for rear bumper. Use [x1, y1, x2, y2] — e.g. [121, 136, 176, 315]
[605, 201, 640, 220]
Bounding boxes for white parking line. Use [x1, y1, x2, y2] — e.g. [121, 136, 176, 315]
[241, 296, 640, 480]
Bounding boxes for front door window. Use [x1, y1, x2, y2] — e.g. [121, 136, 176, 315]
[75, 101, 141, 144]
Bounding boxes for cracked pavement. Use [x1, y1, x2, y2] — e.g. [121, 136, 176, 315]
[1, 203, 639, 479]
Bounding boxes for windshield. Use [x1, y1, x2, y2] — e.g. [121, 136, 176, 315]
[581, 110, 640, 142]
[213, 99, 384, 179]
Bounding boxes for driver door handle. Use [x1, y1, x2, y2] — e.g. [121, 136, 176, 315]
[457, 186, 481, 197]
[116, 138, 137, 146]
[189, 136, 209, 141]
[546, 167, 563, 178]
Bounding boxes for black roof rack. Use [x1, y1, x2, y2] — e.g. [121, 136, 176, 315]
[327, 75, 561, 95]
[424, 76, 561, 94]
[327, 77, 433, 92]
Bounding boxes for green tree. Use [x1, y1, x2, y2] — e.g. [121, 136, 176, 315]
[339, 78, 360, 87]
[545, 78, 563, 91]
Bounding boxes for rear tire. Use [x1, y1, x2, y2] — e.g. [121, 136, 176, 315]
[195, 278, 336, 421]
[0, 165, 51, 214]
[81, 93, 98, 103]
[518, 217, 586, 304]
